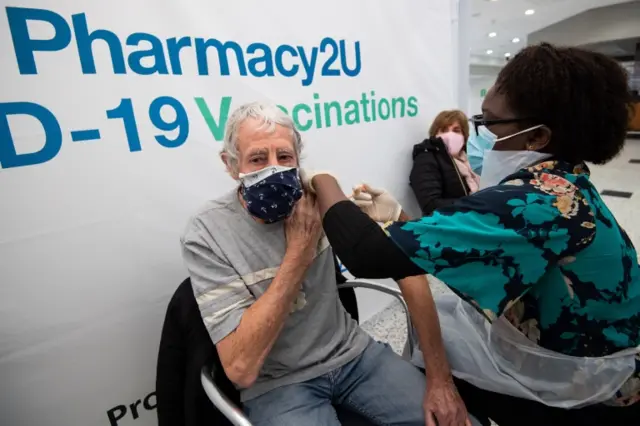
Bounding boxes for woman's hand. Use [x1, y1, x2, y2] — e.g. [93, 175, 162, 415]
[299, 169, 334, 194]
[352, 183, 403, 223]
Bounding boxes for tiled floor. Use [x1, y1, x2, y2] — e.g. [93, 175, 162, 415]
[360, 139, 640, 426]
[361, 276, 451, 354]
[590, 138, 640, 247]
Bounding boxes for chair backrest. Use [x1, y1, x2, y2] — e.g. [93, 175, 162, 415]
[156, 256, 357, 425]
[156, 278, 234, 426]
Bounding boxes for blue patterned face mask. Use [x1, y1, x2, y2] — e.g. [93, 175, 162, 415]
[467, 127, 497, 175]
[239, 166, 303, 223]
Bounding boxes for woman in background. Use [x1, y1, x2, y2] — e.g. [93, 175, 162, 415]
[410, 110, 480, 215]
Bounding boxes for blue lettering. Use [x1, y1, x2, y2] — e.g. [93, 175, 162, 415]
[194, 38, 247, 76]
[106, 99, 141, 152]
[149, 97, 189, 148]
[0, 102, 62, 169]
[320, 37, 340, 77]
[340, 40, 361, 77]
[166, 37, 192, 75]
[274, 45, 299, 77]
[247, 43, 274, 77]
[298, 46, 318, 87]
[6, 8, 360, 85]
[126, 33, 169, 75]
[6, 7, 71, 75]
[72, 13, 126, 74]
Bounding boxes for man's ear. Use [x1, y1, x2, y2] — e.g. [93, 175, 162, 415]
[528, 126, 552, 151]
[220, 153, 239, 180]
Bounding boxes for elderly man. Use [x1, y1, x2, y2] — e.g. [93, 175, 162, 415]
[181, 101, 472, 426]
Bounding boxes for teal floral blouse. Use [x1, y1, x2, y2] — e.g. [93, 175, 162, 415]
[386, 160, 640, 406]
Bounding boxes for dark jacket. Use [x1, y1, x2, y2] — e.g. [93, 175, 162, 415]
[409, 137, 469, 215]
[156, 277, 228, 426]
[156, 256, 356, 426]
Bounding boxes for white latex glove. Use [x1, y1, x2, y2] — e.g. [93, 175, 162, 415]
[299, 169, 335, 194]
[352, 183, 402, 223]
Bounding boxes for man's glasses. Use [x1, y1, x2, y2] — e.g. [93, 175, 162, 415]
[470, 114, 535, 135]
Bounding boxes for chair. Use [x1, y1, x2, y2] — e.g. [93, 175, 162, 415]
[199, 279, 413, 426]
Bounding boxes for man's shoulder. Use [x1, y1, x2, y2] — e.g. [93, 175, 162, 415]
[181, 190, 240, 242]
[193, 190, 239, 218]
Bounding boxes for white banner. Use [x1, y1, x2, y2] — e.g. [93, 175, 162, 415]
[0, 1, 454, 425]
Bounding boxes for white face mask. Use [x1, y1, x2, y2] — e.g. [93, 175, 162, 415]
[480, 150, 552, 189]
[478, 124, 550, 189]
[238, 165, 296, 187]
[479, 124, 544, 146]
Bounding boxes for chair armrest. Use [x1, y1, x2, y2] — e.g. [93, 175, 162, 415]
[200, 366, 253, 426]
[337, 280, 414, 360]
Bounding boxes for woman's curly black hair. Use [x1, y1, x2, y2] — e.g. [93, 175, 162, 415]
[495, 43, 634, 165]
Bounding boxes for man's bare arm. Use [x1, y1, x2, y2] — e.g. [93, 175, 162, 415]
[216, 195, 322, 388]
[216, 247, 313, 388]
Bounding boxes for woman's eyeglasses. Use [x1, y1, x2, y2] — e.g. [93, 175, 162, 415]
[470, 114, 535, 135]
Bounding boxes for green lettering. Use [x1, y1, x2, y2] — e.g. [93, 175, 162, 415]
[391, 97, 406, 118]
[407, 96, 419, 117]
[195, 96, 232, 141]
[292, 103, 313, 131]
[344, 100, 360, 125]
[378, 98, 391, 120]
[323, 101, 342, 128]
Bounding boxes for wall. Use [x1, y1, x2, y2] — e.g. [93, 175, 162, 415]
[528, 1, 640, 47]
[467, 66, 500, 117]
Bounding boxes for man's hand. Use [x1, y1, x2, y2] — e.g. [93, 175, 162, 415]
[424, 379, 472, 426]
[285, 194, 323, 259]
[352, 183, 403, 223]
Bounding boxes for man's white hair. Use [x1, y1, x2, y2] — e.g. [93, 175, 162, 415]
[221, 101, 303, 173]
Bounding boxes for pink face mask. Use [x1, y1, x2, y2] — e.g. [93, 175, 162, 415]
[438, 131, 465, 157]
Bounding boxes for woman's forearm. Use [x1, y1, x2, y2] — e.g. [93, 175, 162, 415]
[312, 174, 348, 218]
[322, 201, 425, 279]
[397, 275, 453, 383]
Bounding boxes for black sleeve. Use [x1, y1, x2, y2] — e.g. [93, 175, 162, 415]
[322, 200, 425, 280]
[333, 255, 360, 322]
[409, 150, 458, 215]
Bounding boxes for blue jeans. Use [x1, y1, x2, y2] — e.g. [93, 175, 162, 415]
[244, 340, 426, 425]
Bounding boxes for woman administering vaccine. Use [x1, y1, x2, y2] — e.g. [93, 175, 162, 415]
[304, 43, 640, 426]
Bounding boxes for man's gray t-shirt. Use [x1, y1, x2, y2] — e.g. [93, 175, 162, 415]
[181, 190, 371, 401]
